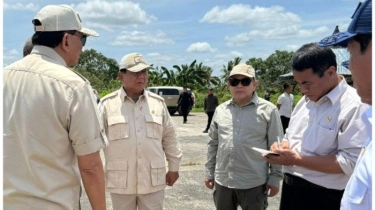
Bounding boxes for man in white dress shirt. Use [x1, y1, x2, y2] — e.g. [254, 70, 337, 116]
[265, 43, 368, 210]
[277, 83, 294, 133]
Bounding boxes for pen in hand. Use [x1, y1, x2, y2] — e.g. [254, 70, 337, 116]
[277, 136, 281, 148]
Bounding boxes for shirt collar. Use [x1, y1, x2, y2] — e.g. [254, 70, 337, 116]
[324, 76, 348, 106]
[31, 45, 67, 67]
[119, 87, 147, 102]
[229, 92, 259, 107]
[305, 76, 348, 106]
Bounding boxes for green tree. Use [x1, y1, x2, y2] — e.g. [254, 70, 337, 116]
[74, 49, 120, 94]
[263, 50, 294, 86]
[148, 66, 165, 87]
[172, 60, 206, 89]
[221, 57, 242, 81]
[195, 62, 220, 91]
[160, 66, 178, 86]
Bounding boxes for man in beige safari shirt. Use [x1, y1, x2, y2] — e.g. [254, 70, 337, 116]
[99, 53, 182, 210]
[3, 5, 108, 210]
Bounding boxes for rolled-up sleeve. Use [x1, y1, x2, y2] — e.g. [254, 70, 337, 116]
[69, 84, 108, 156]
[337, 103, 369, 176]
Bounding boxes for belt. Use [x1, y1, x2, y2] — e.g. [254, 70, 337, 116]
[284, 173, 325, 189]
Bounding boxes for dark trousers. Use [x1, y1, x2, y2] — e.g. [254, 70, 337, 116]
[280, 173, 344, 210]
[205, 111, 215, 131]
[213, 182, 268, 210]
[181, 106, 189, 122]
[280, 116, 290, 134]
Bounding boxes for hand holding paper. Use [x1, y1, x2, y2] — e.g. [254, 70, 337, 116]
[252, 147, 280, 156]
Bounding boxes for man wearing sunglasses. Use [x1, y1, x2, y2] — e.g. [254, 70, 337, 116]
[205, 64, 284, 210]
[4, 5, 108, 210]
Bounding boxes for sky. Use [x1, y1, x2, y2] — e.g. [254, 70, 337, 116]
[3, 0, 361, 76]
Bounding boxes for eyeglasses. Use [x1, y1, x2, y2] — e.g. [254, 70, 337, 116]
[67, 31, 87, 46]
[229, 77, 253, 86]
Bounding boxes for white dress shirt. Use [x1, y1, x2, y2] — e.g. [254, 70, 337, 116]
[340, 108, 372, 210]
[283, 78, 369, 190]
[277, 92, 294, 118]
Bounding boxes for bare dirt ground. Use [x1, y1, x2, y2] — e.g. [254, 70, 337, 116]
[80, 112, 281, 209]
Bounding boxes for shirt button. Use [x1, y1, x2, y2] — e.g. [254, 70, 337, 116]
[138, 156, 141, 159]
[138, 142, 141, 145]
[137, 129, 140, 132]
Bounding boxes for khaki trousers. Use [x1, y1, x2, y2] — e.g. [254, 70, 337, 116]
[110, 190, 165, 210]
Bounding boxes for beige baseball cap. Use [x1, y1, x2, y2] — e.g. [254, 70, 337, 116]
[119, 53, 153, 72]
[32, 5, 99, 37]
[230, 64, 255, 78]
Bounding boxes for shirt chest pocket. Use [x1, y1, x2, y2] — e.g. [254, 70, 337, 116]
[108, 115, 129, 141]
[145, 114, 163, 139]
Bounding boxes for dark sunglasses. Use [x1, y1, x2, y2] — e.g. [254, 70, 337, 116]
[229, 77, 253, 86]
[67, 31, 87, 46]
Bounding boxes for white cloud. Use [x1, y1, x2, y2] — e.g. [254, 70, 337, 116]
[186, 42, 217, 53]
[214, 52, 243, 60]
[285, 45, 301, 51]
[225, 33, 255, 47]
[338, 22, 350, 32]
[200, 4, 301, 29]
[74, 0, 157, 31]
[146, 52, 174, 64]
[230, 51, 244, 58]
[3, 49, 20, 66]
[226, 26, 330, 47]
[204, 51, 245, 75]
[3, 2, 40, 12]
[144, 52, 187, 69]
[109, 31, 174, 46]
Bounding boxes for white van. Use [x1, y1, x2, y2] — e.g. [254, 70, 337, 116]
[147, 86, 195, 115]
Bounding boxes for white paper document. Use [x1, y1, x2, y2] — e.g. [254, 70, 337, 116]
[252, 147, 280, 156]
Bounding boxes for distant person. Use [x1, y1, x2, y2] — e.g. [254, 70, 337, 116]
[265, 91, 271, 101]
[177, 86, 193, 123]
[319, 0, 372, 209]
[3, 5, 108, 209]
[99, 52, 182, 210]
[205, 63, 283, 210]
[277, 83, 294, 133]
[203, 88, 218, 133]
[265, 43, 368, 210]
[23, 37, 33, 57]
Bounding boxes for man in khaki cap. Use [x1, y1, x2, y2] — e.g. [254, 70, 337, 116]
[204, 63, 283, 210]
[99, 53, 182, 210]
[3, 4, 108, 210]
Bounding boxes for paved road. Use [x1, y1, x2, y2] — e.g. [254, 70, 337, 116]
[80, 112, 281, 209]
